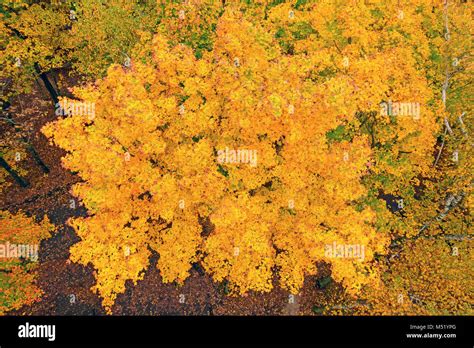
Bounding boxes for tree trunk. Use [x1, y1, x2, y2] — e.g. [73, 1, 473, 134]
[0, 156, 29, 188]
[1, 111, 50, 174]
[24, 139, 50, 174]
[34, 63, 59, 105]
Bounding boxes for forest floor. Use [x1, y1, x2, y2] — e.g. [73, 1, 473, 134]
[1, 74, 349, 316]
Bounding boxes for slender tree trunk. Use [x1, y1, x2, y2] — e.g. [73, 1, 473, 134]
[24, 139, 50, 174]
[34, 63, 59, 105]
[0, 156, 29, 187]
[5, 26, 60, 104]
[1, 111, 50, 174]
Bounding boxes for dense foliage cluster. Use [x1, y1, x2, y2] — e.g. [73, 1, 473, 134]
[0, 211, 53, 314]
[1, 0, 472, 314]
